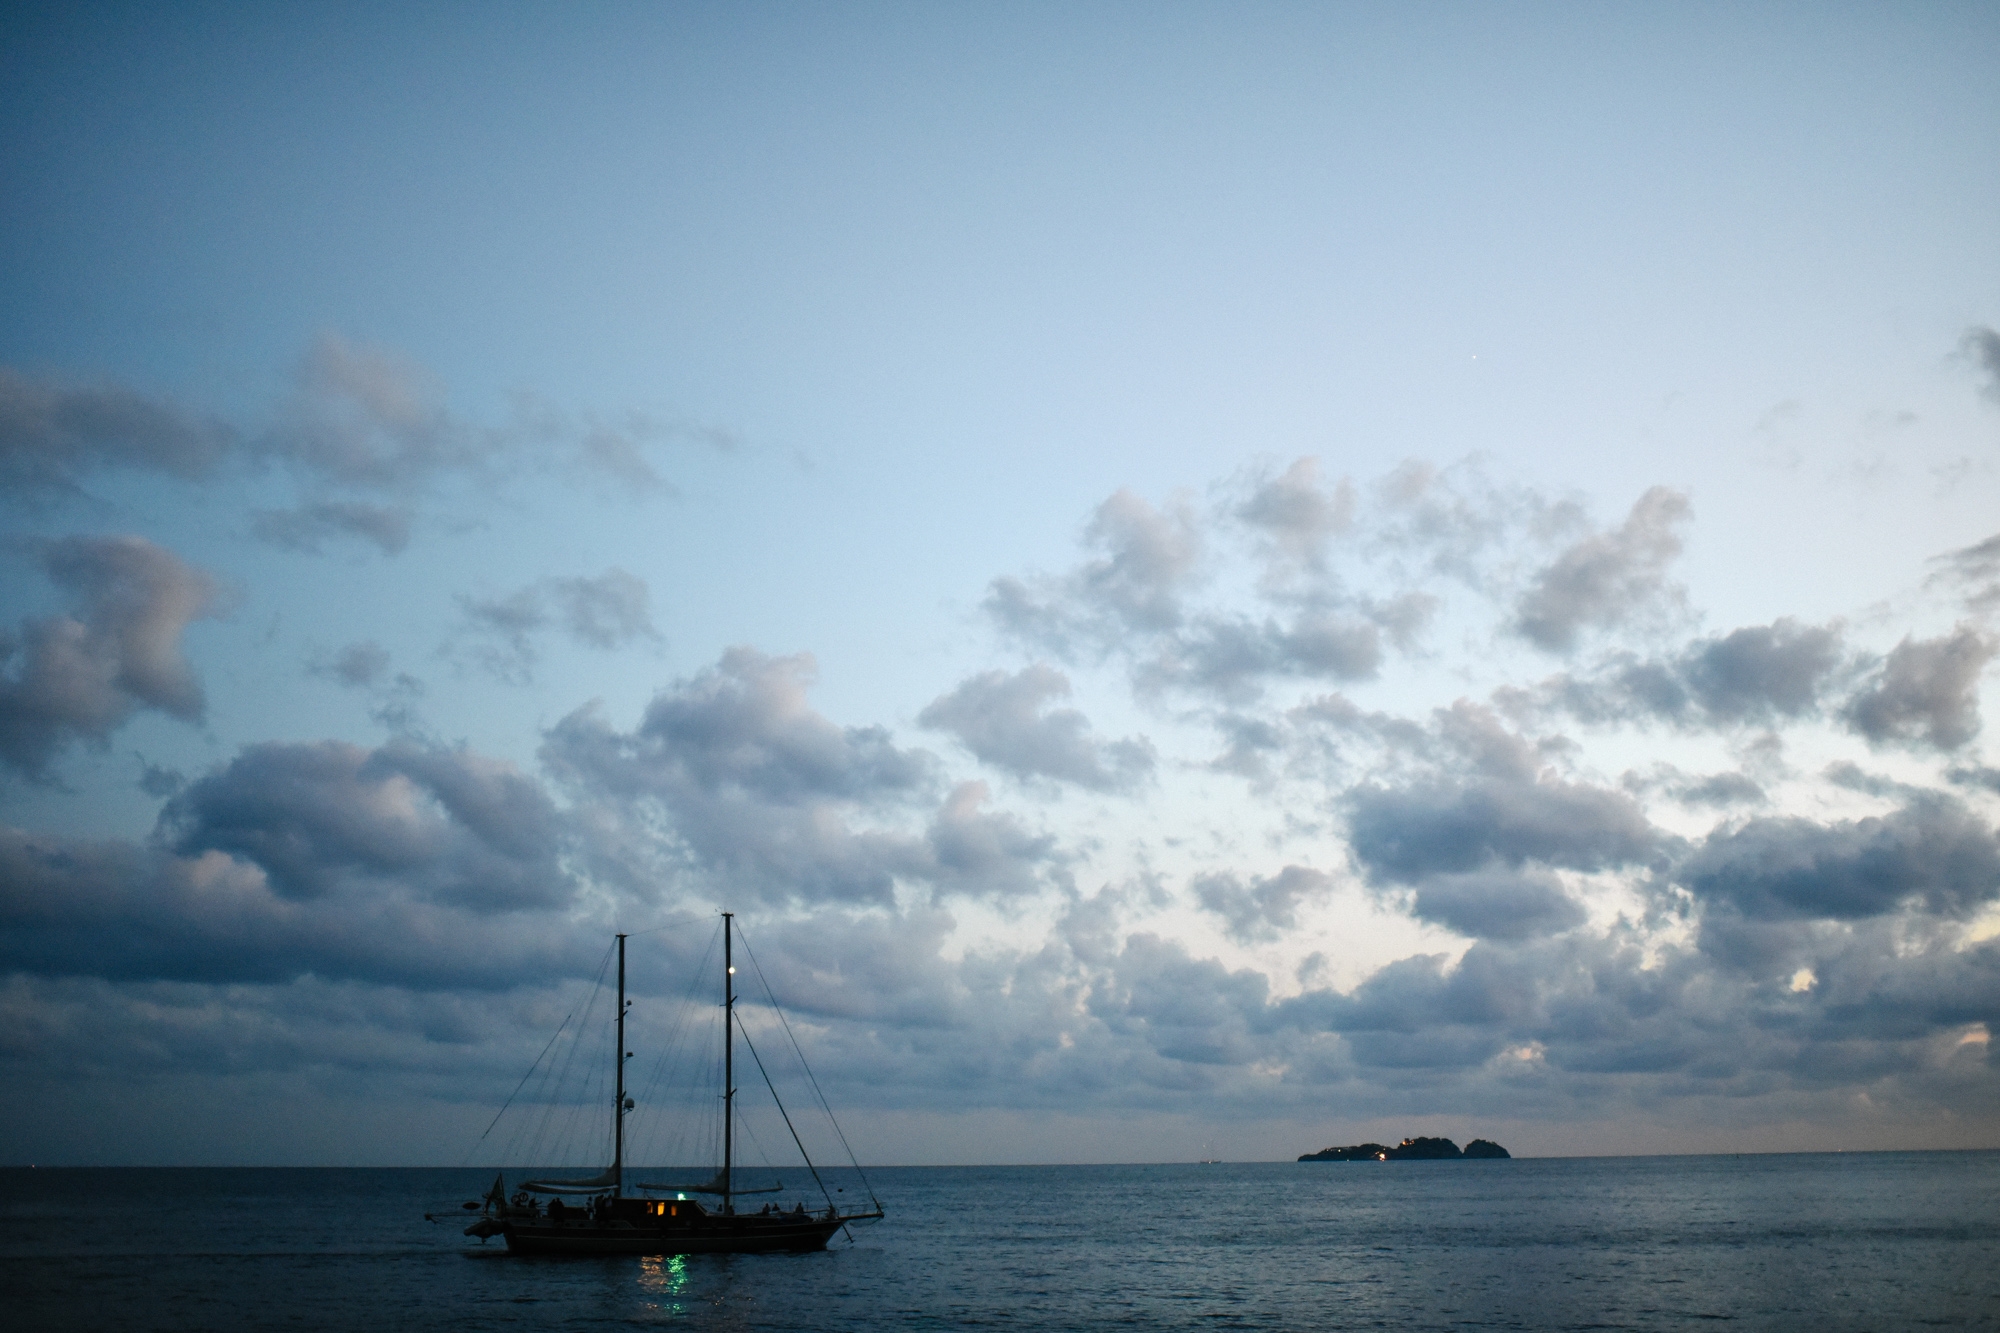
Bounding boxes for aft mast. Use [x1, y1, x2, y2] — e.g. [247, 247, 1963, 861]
[722, 911, 735, 1213]
[614, 932, 627, 1198]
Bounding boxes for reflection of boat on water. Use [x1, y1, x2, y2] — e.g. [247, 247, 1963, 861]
[459, 913, 883, 1255]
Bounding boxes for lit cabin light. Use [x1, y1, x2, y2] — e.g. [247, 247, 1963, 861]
[727, 966, 736, 974]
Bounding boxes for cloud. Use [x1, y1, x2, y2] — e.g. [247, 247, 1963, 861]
[257, 334, 490, 492]
[0, 825, 589, 991]
[1075, 489, 1203, 633]
[250, 501, 412, 555]
[1946, 764, 2000, 795]
[986, 488, 1201, 654]
[450, 568, 658, 681]
[1673, 770, 1766, 807]
[1236, 457, 1354, 576]
[1192, 865, 1333, 943]
[1932, 531, 2000, 618]
[0, 366, 235, 497]
[160, 738, 571, 911]
[575, 410, 737, 493]
[1963, 325, 2000, 403]
[0, 536, 221, 777]
[1680, 795, 2000, 922]
[549, 568, 655, 649]
[918, 664, 1154, 791]
[311, 641, 393, 690]
[1135, 610, 1382, 702]
[925, 780, 1059, 899]
[1407, 869, 1587, 941]
[1345, 706, 1660, 888]
[1841, 626, 1994, 749]
[987, 477, 1420, 704]
[1334, 705, 1655, 940]
[307, 641, 426, 732]
[1348, 777, 1657, 884]
[542, 648, 1057, 905]
[1535, 618, 1847, 729]
[0, 735, 589, 989]
[1515, 486, 1690, 652]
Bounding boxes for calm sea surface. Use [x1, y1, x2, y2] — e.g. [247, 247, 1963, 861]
[3, 1154, 1996, 1330]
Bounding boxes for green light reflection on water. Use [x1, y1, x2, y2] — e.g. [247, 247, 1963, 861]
[637, 1252, 691, 1312]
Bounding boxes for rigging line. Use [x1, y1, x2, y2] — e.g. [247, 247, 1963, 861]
[526, 939, 615, 1168]
[513, 949, 595, 1167]
[738, 928, 880, 1209]
[734, 1011, 833, 1209]
[633, 923, 720, 1152]
[475, 1013, 573, 1146]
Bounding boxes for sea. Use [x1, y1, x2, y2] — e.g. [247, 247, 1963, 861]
[3, 1153, 1997, 1330]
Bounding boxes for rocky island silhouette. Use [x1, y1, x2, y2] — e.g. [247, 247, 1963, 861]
[1299, 1136, 1510, 1161]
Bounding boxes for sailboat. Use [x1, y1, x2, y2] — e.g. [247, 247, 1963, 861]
[463, 913, 884, 1255]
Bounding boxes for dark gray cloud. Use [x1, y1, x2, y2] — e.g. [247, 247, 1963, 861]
[1534, 618, 1847, 730]
[1407, 869, 1587, 941]
[543, 648, 1052, 905]
[1349, 777, 1657, 884]
[1336, 704, 1656, 940]
[1841, 626, 1994, 749]
[1515, 486, 1690, 652]
[0, 536, 221, 777]
[0, 822, 589, 991]
[0, 366, 235, 496]
[250, 501, 412, 555]
[1946, 764, 2000, 795]
[1193, 865, 1333, 943]
[1674, 619, 1845, 720]
[1680, 795, 2000, 922]
[918, 664, 1155, 791]
[160, 738, 570, 911]
[925, 780, 1060, 898]
[1, 733, 590, 990]
[1136, 610, 1382, 701]
[1963, 325, 2000, 403]
[451, 568, 657, 682]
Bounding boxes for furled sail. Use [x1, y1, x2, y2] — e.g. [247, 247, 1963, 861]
[519, 1168, 617, 1194]
[634, 1171, 783, 1196]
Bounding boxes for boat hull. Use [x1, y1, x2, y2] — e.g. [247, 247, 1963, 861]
[483, 1215, 854, 1256]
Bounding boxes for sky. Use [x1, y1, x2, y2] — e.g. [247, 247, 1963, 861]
[3, 0, 1999, 1166]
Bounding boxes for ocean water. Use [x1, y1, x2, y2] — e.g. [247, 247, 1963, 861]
[3, 1154, 1997, 1330]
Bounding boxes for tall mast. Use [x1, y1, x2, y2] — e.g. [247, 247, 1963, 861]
[614, 932, 627, 1198]
[722, 911, 735, 1213]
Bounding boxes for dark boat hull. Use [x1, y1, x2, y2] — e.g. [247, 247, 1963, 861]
[480, 1214, 855, 1256]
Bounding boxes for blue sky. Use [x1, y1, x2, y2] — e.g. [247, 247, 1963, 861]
[3, 1, 1999, 1164]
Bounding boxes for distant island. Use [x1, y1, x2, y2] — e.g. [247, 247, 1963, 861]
[1299, 1136, 1510, 1161]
